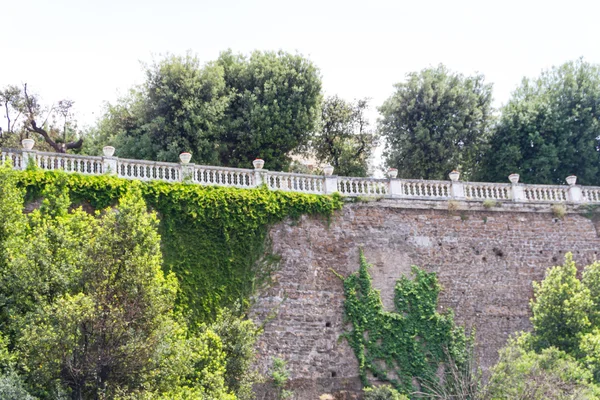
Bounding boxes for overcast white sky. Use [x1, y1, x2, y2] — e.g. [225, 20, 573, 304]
[2, 0, 600, 133]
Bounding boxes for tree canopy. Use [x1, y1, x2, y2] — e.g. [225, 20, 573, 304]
[379, 65, 493, 180]
[96, 50, 322, 171]
[312, 96, 378, 177]
[478, 59, 600, 185]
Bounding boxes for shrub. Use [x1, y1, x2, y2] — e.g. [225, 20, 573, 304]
[363, 385, 408, 400]
[482, 199, 498, 208]
[552, 204, 566, 219]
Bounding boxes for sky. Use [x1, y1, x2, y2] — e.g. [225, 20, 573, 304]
[2, 0, 600, 136]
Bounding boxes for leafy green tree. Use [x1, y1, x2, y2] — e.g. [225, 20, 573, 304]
[530, 253, 593, 354]
[312, 96, 378, 177]
[479, 59, 600, 185]
[485, 338, 598, 399]
[0, 168, 241, 399]
[209, 306, 262, 400]
[215, 50, 322, 171]
[379, 65, 493, 180]
[96, 50, 322, 171]
[103, 54, 230, 164]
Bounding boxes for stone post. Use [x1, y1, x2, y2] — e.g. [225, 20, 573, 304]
[389, 179, 403, 198]
[102, 156, 118, 175]
[324, 176, 338, 195]
[20, 150, 36, 170]
[568, 186, 583, 203]
[181, 163, 195, 182]
[510, 184, 526, 202]
[254, 170, 266, 187]
[450, 181, 464, 199]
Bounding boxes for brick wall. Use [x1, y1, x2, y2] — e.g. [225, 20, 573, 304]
[251, 200, 600, 399]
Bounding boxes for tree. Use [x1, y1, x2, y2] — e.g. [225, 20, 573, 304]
[21, 84, 83, 152]
[485, 339, 598, 400]
[0, 84, 83, 152]
[379, 65, 493, 180]
[215, 50, 322, 171]
[105, 54, 230, 164]
[530, 253, 593, 354]
[0, 85, 24, 147]
[0, 168, 241, 399]
[479, 59, 600, 185]
[312, 96, 378, 177]
[96, 50, 322, 171]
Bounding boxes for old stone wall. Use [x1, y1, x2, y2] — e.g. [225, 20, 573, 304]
[251, 199, 600, 399]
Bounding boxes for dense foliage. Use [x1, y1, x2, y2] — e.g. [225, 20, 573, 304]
[92, 50, 322, 171]
[486, 338, 598, 399]
[0, 165, 250, 399]
[312, 96, 378, 177]
[379, 65, 493, 180]
[362, 385, 408, 400]
[479, 59, 600, 185]
[338, 251, 472, 396]
[15, 169, 342, 325]
[482, 253, 600, 399]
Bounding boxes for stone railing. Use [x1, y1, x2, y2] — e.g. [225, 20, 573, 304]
[2, 144, 600, 204]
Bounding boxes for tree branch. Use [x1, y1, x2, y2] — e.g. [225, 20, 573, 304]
[22, 84, 83, 152]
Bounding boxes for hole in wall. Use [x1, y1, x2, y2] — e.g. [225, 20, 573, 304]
[539, 251, 543, 254]
[552, 257, 558, 263]
[492, 247, 504, 257]
[331, 371, 337, 378]
[325, 322, 331, 328]
[482, 257, 487, 262]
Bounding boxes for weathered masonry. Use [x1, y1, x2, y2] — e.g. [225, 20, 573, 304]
[252, 200, 600, 399]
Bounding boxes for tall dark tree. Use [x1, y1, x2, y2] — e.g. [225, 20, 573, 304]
[215, 50, 321, 171]
[102, 54, 230, 164]
[96, 50, 322, 170]
[312, 96, 378, 177]
[379, 65, 493, 180]
[478, 59, 600, 185]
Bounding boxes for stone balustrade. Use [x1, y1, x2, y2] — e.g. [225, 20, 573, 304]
[2, 144, 600, 204]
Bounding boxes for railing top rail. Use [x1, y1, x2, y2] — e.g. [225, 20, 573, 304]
[267, 170, 325, 179]
[463, 181, 511, 186]
[523, 184, 570, 190]
[116, 157, 181, 168]
[1, 148, 23, 154]
[338, 176, 389, 183]
[34, 151, 103, 161]
[194, 164, 256, 173]
[402, 178, 451, 185]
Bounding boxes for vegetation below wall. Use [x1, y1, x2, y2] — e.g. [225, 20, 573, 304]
[17, 169, 343, 325]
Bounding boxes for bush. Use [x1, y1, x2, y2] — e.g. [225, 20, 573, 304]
[485, 338, 599, 399]
[363, 385, 408, 400]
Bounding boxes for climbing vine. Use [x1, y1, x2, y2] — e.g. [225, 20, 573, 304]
[338, 251, 472, 397]
[16, 169, 343, 325]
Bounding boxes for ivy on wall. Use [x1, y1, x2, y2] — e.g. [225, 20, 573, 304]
[16, 169, 343, 325]
[338, 251, 472, 396]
